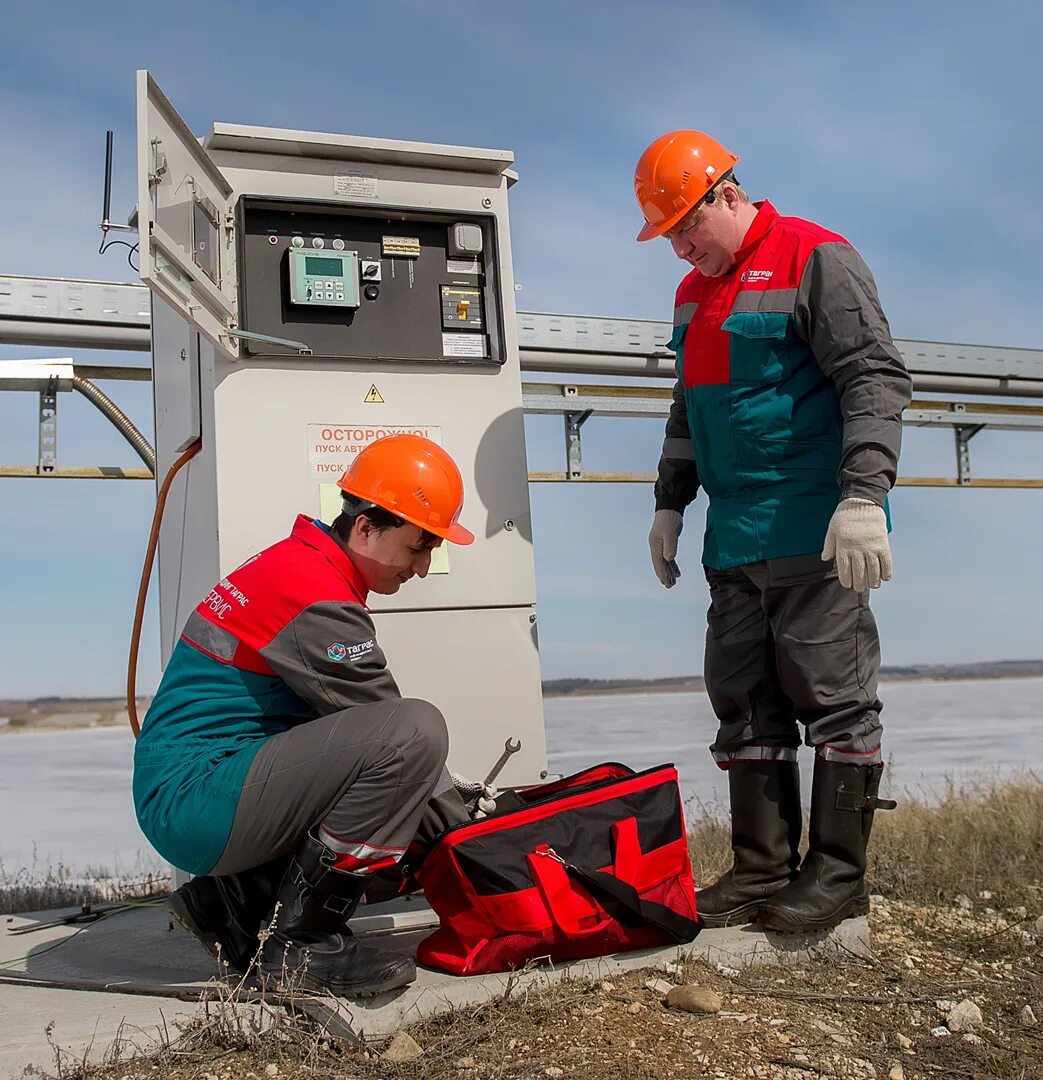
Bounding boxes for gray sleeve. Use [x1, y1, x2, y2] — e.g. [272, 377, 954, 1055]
[654, 378, 701, 512]
[260, 602, 400, 713]
[794, 242, 913, 504]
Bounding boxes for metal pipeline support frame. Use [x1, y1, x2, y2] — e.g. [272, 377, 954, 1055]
[2, 276, 1043, 485]
[3, 364, 1043, 488]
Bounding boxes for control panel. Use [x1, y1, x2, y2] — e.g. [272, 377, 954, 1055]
[288, 249, 360, 308]
[238, 199, 506, 365]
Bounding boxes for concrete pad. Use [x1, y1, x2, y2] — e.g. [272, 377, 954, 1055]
[0, 901, 869, 1071]
[0, 983, 199, 1078]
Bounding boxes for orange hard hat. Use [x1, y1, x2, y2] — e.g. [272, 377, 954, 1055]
[337, 434, 475, 545]
[634, 130, 740, 242]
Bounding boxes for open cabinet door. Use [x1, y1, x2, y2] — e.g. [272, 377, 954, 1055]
[136, 70, 240, 357]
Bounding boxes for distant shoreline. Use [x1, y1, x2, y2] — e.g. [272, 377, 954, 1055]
[543, 670, 1043, 698]
[3, 670, 1043, 732]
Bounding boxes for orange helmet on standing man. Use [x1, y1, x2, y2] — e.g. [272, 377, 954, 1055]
[633, 130, 740, 242]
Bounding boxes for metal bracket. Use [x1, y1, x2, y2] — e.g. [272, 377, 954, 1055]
[37, 375, 58, 475]
[223, 328, 313, 356]
[954, 420, 984, 486]
[564, 401, 593, 480]
[148, 137, 167, 188]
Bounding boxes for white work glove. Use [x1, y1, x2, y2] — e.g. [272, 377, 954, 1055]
[821, 498, 893, 592]
[451, 773, 498, 817]
[649, 509, 684, 588]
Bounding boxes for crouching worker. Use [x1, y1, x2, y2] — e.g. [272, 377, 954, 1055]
[133, 435, 477, 997]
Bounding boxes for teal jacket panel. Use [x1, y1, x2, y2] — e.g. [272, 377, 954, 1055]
[133, 639, 313, 874]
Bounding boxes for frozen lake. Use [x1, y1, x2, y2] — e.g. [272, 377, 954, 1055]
[1, 678, 1040, 874]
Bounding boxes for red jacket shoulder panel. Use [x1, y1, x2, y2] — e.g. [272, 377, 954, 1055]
[188, 517, 368, 660]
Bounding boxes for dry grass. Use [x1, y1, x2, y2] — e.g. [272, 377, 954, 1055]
[80, 894, 1043, 1080]
[870, 772, 1043, 906]
[11, 775, 1043, 1080]
[0, 856, 169, 915]
[688, 772, 1043, 908]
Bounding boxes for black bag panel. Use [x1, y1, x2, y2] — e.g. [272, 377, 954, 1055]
[452, 780, 683, 896]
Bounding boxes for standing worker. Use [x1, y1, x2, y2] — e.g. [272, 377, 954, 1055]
[634, 131, 911, 933]
[134, 435, 490, 996]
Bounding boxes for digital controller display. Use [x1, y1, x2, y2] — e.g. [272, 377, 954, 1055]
[304, 256, 343, 276]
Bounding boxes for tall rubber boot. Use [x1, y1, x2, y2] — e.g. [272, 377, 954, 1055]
[696, 760, 802, 928]
[261, 832, 416, 997]
[757, 759, 896, 934]
[167, 856, 288, 974]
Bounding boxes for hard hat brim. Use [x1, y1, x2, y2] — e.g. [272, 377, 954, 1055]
[395, 509, 475, 546]
[637, 218, 668, 242]
[441, 521, 475, 546]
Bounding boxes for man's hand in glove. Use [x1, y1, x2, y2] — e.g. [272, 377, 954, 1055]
[822, 498, 893, 592]
[648, 509, 683, 588]
[451, 773, 499, 817]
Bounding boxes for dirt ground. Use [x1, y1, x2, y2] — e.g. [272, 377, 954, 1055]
[70, 892, 1042, 1080]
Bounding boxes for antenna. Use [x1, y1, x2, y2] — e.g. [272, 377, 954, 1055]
[98, 129, 136, 254]
[102, 129, 113, 229]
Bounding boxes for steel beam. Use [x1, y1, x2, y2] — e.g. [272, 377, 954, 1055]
[527, 471, 1043, 489]
[4, 464, 1040, 488]
[2, 275, 1042, 391]
[0, 465, 153, 479]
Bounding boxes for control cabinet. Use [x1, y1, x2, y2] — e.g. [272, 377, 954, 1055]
[137, 71, 545, 790]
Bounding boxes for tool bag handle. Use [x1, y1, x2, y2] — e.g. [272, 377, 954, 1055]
[564, 862, 699, 945]
[528, 824, 699, 946]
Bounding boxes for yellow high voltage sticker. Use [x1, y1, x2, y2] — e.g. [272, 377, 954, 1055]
[364, 385, 384, 404]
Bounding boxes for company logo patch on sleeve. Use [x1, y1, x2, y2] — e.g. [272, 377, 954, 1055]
[327, 639, 376, 663]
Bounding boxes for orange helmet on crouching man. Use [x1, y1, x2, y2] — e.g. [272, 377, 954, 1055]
[337, 434, 475, 545]
[633, 130, 740, 242]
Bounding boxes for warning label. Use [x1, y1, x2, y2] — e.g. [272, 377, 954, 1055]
[364, 384, 384, 404]
[307, 424, 442, 479]
[334, 173, 379, 198]
[382, 235, 421, 258]
[442, 332, 487, 359]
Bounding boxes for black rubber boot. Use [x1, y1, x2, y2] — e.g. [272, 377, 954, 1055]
[696, 760, 802, 928]
[757, 759, 896, 934]
[167, 856, 288, 973]
[261, 832, 417, 998]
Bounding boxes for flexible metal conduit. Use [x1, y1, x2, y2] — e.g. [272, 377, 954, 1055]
[72, 375, 156, 472]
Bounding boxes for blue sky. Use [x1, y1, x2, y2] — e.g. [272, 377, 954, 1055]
[2, 1, 1042, 697]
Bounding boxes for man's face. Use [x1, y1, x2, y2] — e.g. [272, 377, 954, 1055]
[348, 518, 440, 595]
[665, 193, 745, 277]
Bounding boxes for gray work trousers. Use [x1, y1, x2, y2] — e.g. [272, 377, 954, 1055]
[210, 697, 459, 877]
[703, 553, 884, 768]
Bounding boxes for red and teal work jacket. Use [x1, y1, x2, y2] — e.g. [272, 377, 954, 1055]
[654, 201, 912, 569]
[133, 516, 400, 874]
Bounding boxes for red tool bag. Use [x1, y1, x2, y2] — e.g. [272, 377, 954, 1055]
[411, 762, 699, 976]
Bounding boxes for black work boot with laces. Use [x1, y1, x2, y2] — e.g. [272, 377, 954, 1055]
[757, 759, 896, 934]
[167, 856, 288, 973]
[261, 832, 416, 998]
[697, 759, 802, 928]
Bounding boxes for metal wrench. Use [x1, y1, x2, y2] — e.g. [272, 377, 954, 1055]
[484, 737, 522, 787]
[462, 737, 522, 815]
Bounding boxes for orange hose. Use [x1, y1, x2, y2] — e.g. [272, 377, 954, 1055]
[127, 439, 203, 737]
